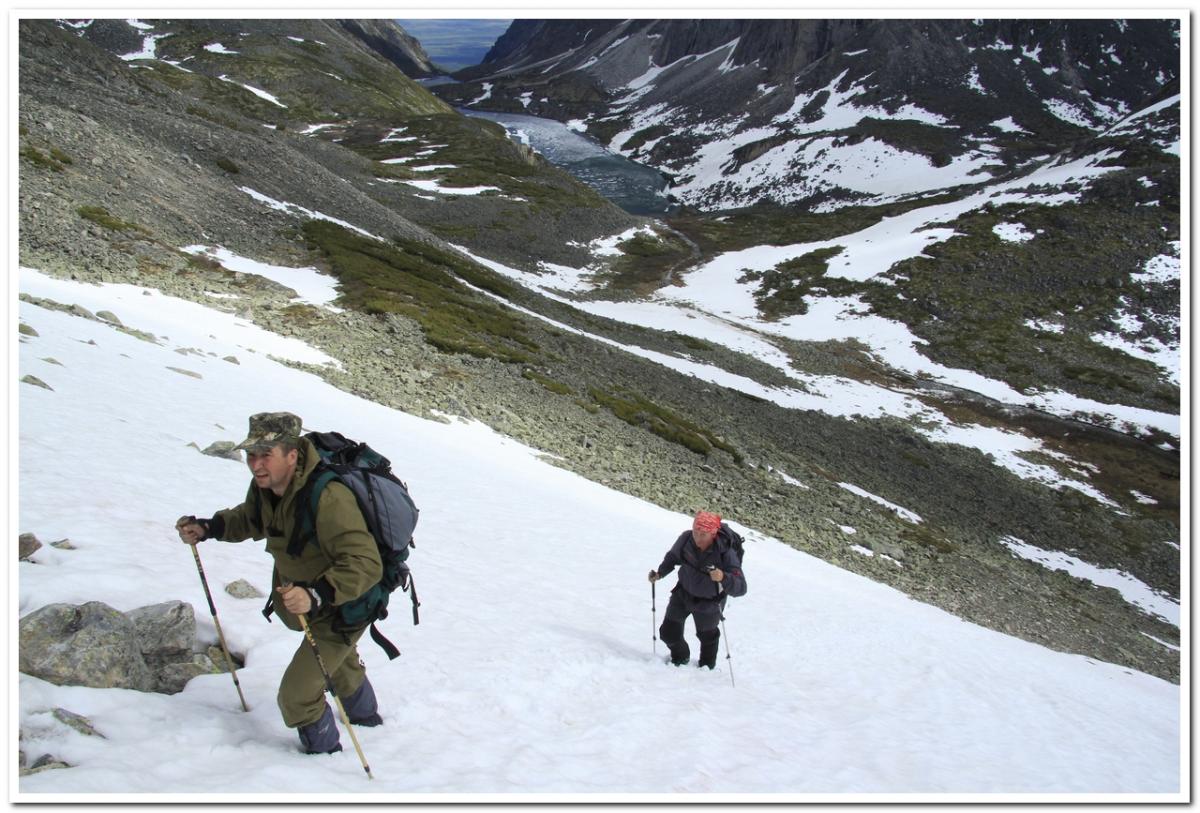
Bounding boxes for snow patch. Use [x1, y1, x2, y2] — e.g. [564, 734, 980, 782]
[993, 222, 1035, 243]
[999, 536, 1179, 625]
[838, 483, 923, 524]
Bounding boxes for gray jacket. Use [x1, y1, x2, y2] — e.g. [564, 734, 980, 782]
[655, 526, 747, 600]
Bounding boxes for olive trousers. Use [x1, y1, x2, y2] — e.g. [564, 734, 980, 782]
[277, 621, 368, 729]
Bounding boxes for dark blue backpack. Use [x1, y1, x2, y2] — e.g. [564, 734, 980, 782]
[277, 431, 420, 659]
[719, 524, 746, 563]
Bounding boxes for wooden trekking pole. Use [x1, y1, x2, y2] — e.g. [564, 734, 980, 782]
[286, 585, 373, 780]
[189, 543, 250, 712]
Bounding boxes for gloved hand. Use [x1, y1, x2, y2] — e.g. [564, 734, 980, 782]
[708, 567, 724, 583]
[176, 515, 210, 546]
[647, 570, 659, 583]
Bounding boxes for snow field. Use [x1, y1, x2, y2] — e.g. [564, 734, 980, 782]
[15, 270, 1180, 798]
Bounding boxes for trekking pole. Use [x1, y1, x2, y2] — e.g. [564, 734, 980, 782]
[286, 585, 373, 780]
[189, 543, 249, 712]
[720, 613, 735, 689]
[651, 578, 658, 655]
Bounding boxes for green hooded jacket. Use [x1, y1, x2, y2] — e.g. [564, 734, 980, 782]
[212, 437, 382, 631]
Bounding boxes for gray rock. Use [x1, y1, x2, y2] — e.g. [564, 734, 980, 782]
[52, 707, 104, 737]
[19, 602, 155, 691]
[125, 601, 196, 661]
[154, 654, 216, 694]
[222, 355, 240, 365]
[19, 533, 42, 560]
[224, 579, 264, 599]
[21, 375, 52, 391]
[95, 310, 122, 325]
[68, 304, 95, 320]
[206, 644, 244, 673]
[19, 323, 38, 337]
[22, 754, 71, 775]
[201, 441, 242, 462]
[166, 366, 202, 379]
[50, 538, 76, 550]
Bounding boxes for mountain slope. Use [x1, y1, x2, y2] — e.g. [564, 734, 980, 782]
[27, 18, 637, 274]
[15, 267, 1181, 796]
[18, 17, 1181, 690]
[441, 18, 1180, 210]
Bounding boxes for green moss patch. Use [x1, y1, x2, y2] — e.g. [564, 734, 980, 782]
[522, 369, 574, 395]
[77, 206, 144, 232]
[588, 386, 741, 462]
[302, 219, 539, 364]
[21, 145, 72, 172]
[740, 246, 849, 319]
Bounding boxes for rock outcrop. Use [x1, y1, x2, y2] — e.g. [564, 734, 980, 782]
[18, 600, 229, 695]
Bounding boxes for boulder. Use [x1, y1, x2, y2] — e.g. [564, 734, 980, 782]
[19, 602, 155, 691]
[19, 533, 42, 560]
[155, 654, 217, 694]
[21, 375, 52, 391]
[125, 601, 195, 662]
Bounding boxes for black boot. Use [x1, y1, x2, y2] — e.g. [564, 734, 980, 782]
[297, 704, 343, 754]
[659, 618, 690, 666]
[342, 676, 383, 727]
[697, 629, 720, 670]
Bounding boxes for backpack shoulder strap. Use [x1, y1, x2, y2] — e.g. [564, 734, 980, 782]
[369, 622, 401, 660]
[287, 466, 339, 558]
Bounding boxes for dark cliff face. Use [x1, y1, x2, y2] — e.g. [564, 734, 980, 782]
[481, 20, 624, 67]
[339, 19, 442, 77]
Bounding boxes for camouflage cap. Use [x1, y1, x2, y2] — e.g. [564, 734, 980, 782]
[233, 411, 303, 452]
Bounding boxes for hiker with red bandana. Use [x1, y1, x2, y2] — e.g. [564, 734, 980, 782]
[648, 511, 747, 668]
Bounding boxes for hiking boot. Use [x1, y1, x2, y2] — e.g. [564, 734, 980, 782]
[343, 676, 382, 726]
[297, 704, 342, 755]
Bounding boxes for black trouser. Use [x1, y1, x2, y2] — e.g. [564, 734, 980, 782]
[659, 588, 725, 667]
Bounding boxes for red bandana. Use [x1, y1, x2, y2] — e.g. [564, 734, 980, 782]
[693, 511, 722, 535]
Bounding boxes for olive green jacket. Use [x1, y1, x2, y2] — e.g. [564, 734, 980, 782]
[212, 437, 382, 631]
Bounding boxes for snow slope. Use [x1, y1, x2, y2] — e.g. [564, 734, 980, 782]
[14, 267, 1182, 800]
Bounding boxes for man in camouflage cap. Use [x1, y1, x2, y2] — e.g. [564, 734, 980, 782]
[234, 411, 303, 452]
[177, 411, 385, 755]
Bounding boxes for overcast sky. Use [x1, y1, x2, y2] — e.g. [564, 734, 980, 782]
[396, 19, 513, 71]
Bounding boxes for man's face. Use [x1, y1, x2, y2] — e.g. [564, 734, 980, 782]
[246, 444, 299, 495]
[694, 528, 717, 550]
